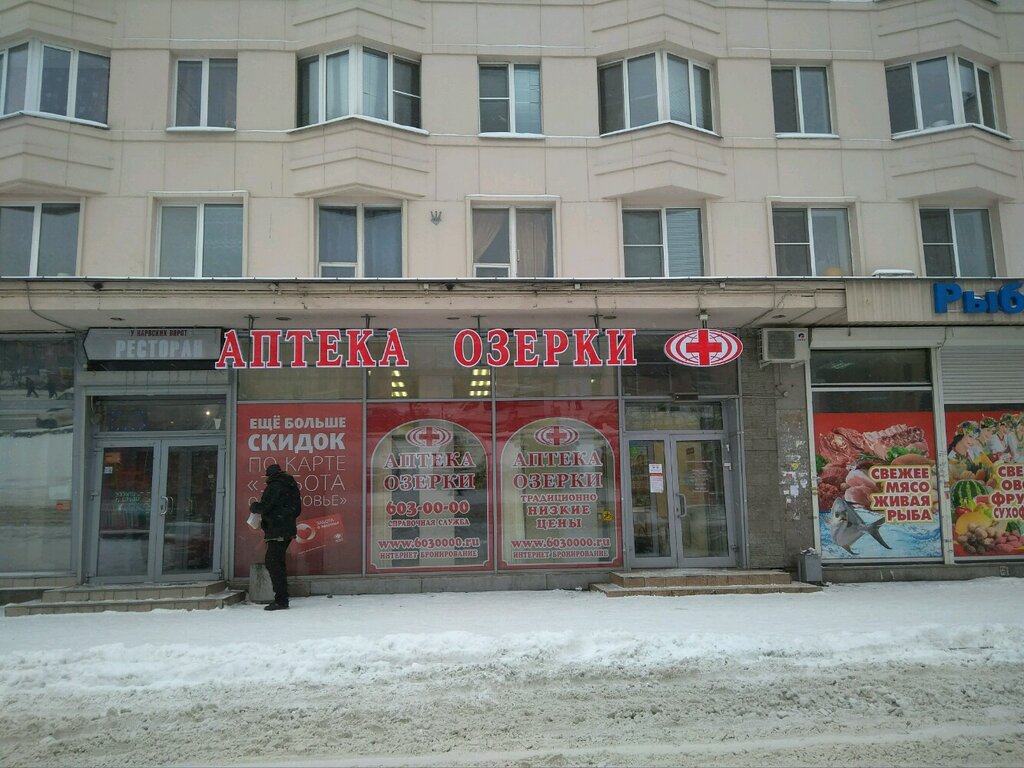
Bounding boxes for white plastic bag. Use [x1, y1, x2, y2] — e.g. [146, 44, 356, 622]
[246, 511, 261, 530]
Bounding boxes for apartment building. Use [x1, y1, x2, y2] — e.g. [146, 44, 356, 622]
[1, 0, 1022, 593]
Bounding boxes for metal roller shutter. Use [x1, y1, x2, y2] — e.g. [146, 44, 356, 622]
[941, 347, 1024, 403]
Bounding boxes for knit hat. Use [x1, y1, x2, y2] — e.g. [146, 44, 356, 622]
[265, 464, 283, 477]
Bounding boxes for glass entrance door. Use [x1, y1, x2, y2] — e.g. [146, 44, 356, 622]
[93, 440, 222, 581]
[626, 436, 736, 567]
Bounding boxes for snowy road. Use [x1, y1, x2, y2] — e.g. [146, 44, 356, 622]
[2, 579, 1023, 767]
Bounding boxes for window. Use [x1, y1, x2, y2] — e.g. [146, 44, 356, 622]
[158, 203, 243, 277]
[920, 208, 995, 277]
[771, 66, 831, 134]
[318, 205, 402, 278]
[773, 207, 851, 277]
[174, 59, 237, 128]
[297, 46, 420, 129]
[0, 203, 79, 276]
[479, 63, 541, 134]
[598, 51, 712, 134]
[886, 55, 997, 135]
[0, 41, 109, 123]
[623, 209, 703, 277]
[472, 207, 553, 277]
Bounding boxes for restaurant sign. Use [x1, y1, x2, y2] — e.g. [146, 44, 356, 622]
[215, 327, 743, 369]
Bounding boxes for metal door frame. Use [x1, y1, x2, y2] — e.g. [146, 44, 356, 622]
[87, 434, 225, 583]
[623, 430, 737, 568]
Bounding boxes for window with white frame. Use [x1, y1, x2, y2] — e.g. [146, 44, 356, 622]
[472, 207, 554, 278]
[318, 205, 402, 278]
[771, 65, 831, 135]
[885, 55, 997, 135]
[157, 203, 243, 277]
[479, 63, 541, 134]
[174, 58, 237, 128]
[773, 207, 851, 277]
[0, 203, 79, 277]
[598, 51, 713, 134]
[0, 40, 109, 124]
[297, 46, 420, 129]
[622, 209, 703, 277]
[920, 208, 995, 278]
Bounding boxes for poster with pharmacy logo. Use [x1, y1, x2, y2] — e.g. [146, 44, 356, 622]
[367, 402, 492, 572]
[497, 400, 622, 568]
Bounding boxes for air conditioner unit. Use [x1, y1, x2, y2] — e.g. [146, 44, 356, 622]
[760, 328, 810, 366]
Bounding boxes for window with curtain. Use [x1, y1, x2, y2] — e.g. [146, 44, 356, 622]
[297, 46, 420, 129]
[0, 203, 80, 276]
[598, 51, 713, 134]
[175, 58, 237, 128]
[622, 209, 703, 277]
[479, 63, 541, 134]
[472, 207, 553, 278]
[885, 55, 998, 135]
[158, 203, 243, 277]
[1, 40, 109, 123]
[773, 207, 851, 277]
[920, 208, 995, 278]
[319, 205, 402, 278]
[771, 65, 832, 134]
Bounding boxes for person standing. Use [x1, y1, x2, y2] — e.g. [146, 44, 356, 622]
[249, 463, 301, 611]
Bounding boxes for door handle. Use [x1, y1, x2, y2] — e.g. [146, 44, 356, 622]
[159, 496, 169, 516]
[677, 493, 688, 518]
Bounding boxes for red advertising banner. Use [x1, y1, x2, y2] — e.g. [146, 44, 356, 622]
[497, 400, 622, 568]
[367, 402, 492, 573]
[235, 403, 363, 577]
[814, 410, 941, 560]
[944, 408, 1024, 558]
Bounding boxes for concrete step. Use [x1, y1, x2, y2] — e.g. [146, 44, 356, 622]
[609, 569, 794, 589]
[0, 576, 77, 588]
[40, 580, 229, 603]
[5, 589, 246, 617]
[591, 582, 822, 598]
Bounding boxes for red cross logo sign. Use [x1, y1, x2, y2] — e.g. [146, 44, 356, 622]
[407, 424, 454, 448]
[534, 424, 580, 447]
[664, 329, 743, 367]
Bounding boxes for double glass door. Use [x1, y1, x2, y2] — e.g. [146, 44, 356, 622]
[91, 439, 223, 581]
[627, 435, 736, 567]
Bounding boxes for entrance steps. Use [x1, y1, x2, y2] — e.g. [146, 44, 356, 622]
[0, 576, 78, 606]
[4, 580, 246, 617]
[591, 569, 822, 597]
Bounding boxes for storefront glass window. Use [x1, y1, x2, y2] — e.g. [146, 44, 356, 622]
[621, 332, 738, 397]
[811, 349, 930, 386]
[624, 402, 723, 431]
[0, 337, 75, 572]
[811, 350, 940, 563]
[495, 334, 617, 398]
[94, 398, 225, 432]
[238, 341, 363, 401]
[368, 333, 474, 400]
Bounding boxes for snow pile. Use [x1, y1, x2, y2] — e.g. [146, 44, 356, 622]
[2, 579, 1023, 767]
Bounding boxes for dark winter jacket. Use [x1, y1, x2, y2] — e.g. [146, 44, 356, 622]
[251, 472, 301, 541]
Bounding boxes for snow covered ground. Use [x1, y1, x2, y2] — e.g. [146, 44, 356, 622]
[2, 578, 1023, 767]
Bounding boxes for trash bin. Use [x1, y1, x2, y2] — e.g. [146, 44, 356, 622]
[797, 549, 823, 585]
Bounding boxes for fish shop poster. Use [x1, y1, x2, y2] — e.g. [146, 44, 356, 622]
[814, 411, 941, 561]
[235, 403, 363, 577]
[944, 407, 1024, 559]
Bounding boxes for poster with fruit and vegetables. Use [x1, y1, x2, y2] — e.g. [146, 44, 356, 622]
[944, 408, 1024, 559]
[814, 411, 942, 561]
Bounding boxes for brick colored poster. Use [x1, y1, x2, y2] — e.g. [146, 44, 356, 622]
[367, 402, 492, 573]
[814, 411, 941, 561]
[235, 403, 362, 577]
[497, 400, 622, 569]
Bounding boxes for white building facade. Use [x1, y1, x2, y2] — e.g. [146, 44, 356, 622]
[1, 0, 1022, 590]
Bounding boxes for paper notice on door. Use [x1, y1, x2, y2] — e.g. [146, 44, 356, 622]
[649, 463, 664, 494]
